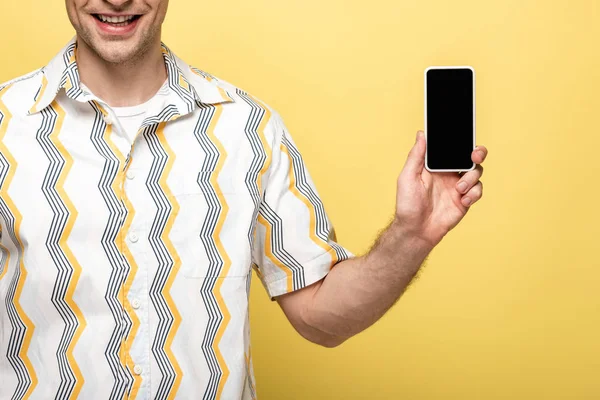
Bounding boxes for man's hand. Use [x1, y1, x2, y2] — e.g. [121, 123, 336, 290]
[395, 130, 487, 248]
[276, 130, 488, 347]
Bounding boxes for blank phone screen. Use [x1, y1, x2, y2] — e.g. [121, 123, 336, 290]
[426, 68, 474, 170]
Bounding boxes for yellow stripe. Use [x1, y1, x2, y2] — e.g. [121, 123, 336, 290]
[98, 108, 142, 398]
[205, 104, 232, 399]
[63, 76, 73, 92]
[49, 100, 86, 397]
[217, 87, 233, 102]
[177, 73, 190, 92]
[257, 215, 294, 293]
[156, 122, 183, 399]
[280, 143, 338, 262]
[0, 89, 10, 280]
[0, 84, 38, 398]
[29, 75, 48, 114]
[189, 69, 233, 103]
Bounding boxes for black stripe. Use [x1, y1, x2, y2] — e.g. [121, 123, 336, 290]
[236, 90, 267, 277]
[191, 103, 227, 400]
[282, 134, 351, 262]
[36, 104, 81, 399]
[88, 101, 133, 399]
[145, 123, 178, 398]
[259, 202, 305, 290]
[161, 45, 195, 114]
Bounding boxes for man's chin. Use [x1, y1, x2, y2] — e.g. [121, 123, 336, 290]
[90, 40, 141, 64]
[77, 27, 155, 66]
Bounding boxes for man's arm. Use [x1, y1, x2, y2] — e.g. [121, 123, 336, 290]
[277, 218, 433, 347]
[277, 131, 487, 347]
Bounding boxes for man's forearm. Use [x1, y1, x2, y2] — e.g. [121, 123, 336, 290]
[303, 218, 435, 341]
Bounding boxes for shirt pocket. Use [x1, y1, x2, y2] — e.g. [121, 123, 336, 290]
[170, 183, 253, 279]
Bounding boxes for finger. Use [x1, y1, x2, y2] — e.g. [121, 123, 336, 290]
[403, 130, 426, 176]
[456, 164, 483, 194]
[461, 181, 483, 207]
[472, 146, 488, 164]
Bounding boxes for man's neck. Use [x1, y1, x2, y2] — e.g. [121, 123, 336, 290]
[75, 37, 167, 108]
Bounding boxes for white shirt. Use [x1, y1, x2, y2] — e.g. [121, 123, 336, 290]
[0, 37, 353, 400]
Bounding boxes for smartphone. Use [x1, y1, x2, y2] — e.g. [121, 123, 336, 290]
[424, 66, 475, 172]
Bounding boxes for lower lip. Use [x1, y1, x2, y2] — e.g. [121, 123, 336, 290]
[94, 16, 141, 36]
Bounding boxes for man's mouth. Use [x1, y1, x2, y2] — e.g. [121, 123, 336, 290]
[92, 14, 142, 27]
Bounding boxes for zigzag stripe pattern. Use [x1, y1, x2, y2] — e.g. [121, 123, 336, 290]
[0, 85, 38, 400]
[88, 101, 133, 399]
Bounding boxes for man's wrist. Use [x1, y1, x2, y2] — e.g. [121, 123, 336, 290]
[365, 217, 435, 266]
[389, 216, 437, 255]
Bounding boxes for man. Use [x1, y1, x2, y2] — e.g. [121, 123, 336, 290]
[0, 0, 487, 398]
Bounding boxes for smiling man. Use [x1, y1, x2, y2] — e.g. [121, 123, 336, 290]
[0, 0, 487, 399]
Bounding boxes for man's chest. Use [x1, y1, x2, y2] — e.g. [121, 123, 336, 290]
[0, 108, 273, 280]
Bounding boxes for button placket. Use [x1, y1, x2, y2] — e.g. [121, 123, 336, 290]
[99, 105, 129, 142]
[108, 121, 149, 391]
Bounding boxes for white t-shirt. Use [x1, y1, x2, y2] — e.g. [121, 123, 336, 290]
[81, 79, 169, 143]
[111, 100, 152, 144]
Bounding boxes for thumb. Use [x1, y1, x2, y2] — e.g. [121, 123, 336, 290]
[403, 130, 426, 176]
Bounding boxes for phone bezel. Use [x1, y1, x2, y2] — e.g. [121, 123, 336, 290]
[424, 66, 476, 173]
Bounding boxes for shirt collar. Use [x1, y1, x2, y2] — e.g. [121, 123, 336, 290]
[28, 37, 234, 116]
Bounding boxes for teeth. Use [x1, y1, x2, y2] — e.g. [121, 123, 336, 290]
[98, 15, 135, 23]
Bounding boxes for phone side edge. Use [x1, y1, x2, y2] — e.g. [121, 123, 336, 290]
[472, 65, 476, 171]
[424, 67, 430, 171]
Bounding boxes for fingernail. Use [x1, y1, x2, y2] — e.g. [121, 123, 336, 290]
[463, 197, 472, 206]
[457, 181, 467, 193]
[476, 150, 485, 158]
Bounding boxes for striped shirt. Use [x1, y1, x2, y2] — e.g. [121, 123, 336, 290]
[0, 37, 352, 399]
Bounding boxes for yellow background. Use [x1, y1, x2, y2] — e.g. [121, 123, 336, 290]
[2, 0, 599, 398]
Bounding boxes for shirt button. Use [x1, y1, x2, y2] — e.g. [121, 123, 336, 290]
[131, 298, 141, 309]
[103, 114, 113, 125]
[128, 232, 139, 243]
[133, 365, 142, 375]
[126, 170, 135, 180]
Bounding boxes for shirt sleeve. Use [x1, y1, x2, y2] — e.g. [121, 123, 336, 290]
[252, 112, 355, 300]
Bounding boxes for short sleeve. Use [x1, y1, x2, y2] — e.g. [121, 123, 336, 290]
[252, 112, 354, 300]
